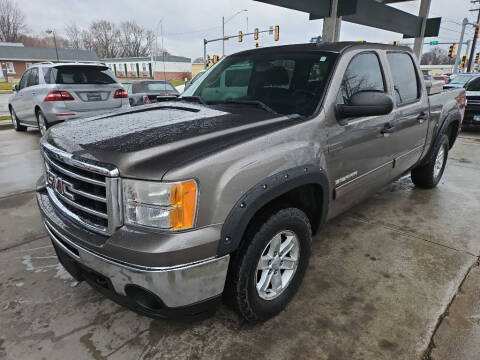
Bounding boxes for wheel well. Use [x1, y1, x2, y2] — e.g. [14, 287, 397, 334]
[445, 120, 459, 149]
[238, 183, 324, 252]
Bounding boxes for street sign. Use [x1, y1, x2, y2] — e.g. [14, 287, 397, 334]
[429, 40, 439, 45]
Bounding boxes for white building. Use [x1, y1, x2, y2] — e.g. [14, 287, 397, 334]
[102, 55, 192, 81]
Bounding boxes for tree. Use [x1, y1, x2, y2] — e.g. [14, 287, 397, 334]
[421, 47, 454, 65]
[82, 20, 120, 58]
[118, 21, 154, 57]
[65, 23, 83, 49]
[0, 0, 26, 42]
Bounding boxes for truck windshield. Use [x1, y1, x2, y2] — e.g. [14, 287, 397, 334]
[182, 51, 337, 117]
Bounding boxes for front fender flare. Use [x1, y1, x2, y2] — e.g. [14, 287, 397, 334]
[218, 165, 330, 257]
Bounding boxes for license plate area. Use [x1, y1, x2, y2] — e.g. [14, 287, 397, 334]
[86, 93, 102, 101]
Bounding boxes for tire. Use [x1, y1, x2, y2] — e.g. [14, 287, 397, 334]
[226, 208, 312, 323]
[411, 134, 449, 189]
[10, 107, 26, 132]
[36, 109, 49, 137]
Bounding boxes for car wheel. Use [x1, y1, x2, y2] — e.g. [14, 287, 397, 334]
[227, 208, 312, 322]
[36, 110, 49, 137]
[411, 134, 449, 189]
[10, 107, 26, 132]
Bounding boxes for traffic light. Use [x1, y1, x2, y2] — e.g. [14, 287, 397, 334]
[476, 52, 480, 64]
[392, 40, 399, 46]
[448, 44, 457, 58]
[255, 41, 259, 48]
[274, 25, 279, 41]
[238, 31, 243, 42]
[254, 28, 259, 40]
[206, 55, 211, 67]
[477, 26, 480, 38]
[462, 55, 467, 65]
[213, 55, 219, 64]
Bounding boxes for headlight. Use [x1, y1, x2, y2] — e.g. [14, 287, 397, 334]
[122, 179, 198, 230]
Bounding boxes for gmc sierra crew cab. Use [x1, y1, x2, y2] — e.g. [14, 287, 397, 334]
[36, 42, 466, 322]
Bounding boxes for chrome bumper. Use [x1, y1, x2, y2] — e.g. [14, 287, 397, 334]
[44, 220, 230, 308]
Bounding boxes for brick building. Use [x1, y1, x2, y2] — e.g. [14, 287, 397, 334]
[0, 43, 99, 81]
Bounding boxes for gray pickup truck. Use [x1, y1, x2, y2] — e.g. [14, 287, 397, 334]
[36, 42, 466, 322]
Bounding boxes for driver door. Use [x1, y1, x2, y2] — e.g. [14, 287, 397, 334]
[11, 70, 30, 121]
[325, 51, 397, 217]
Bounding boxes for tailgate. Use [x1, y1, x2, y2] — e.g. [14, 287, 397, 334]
[61, 84, 123, 111]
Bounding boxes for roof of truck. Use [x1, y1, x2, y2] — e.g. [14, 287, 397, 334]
[232, 42, 412, 57]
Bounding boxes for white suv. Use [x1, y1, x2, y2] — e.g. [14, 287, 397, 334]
[8, 62, 130, 136]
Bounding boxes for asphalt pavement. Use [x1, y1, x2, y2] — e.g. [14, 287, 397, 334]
[0, 127, 479, 359]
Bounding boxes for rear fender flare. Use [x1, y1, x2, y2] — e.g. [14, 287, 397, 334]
[218, 165, 330, 257]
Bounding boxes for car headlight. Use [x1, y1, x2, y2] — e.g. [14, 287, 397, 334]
[122, 179, 198, 230]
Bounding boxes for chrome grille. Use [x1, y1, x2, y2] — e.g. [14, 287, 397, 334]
[40, 139, 122, 236]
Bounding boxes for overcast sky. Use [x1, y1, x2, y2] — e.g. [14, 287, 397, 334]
[15, 0, 479, 60]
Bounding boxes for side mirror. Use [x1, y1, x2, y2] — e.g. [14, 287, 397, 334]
[336, 91, 393, 119]
[12, 84, 17, 92]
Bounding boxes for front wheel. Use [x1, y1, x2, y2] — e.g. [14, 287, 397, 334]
[411, 134, 449, 189]
[227, 208, 312, 322]
[36, 110, 49, 137]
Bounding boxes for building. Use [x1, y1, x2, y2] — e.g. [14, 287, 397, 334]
[192, 60, 205, 78]
[420, 64, 454, 75]
[102, 55, 192, 82]
[0, 43, 99, 81]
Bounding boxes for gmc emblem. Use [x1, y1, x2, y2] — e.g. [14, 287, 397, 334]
[46, 170, 75, 201]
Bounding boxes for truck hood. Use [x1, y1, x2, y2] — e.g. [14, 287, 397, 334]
[45, 102, 305, 179]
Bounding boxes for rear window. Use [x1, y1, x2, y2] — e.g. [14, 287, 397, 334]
[51, 66, 117, 85]
[145, 82, 174, 92]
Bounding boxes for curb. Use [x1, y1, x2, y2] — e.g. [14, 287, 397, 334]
[0, 90, 12, 94]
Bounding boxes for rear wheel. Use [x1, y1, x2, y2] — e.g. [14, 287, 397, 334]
[227, 208, 312, 322]
[10, 107, 26, 132]
[411, 134, 449, 189]
[36, 109, 49, 137]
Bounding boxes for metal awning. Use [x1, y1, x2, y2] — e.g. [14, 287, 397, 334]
[254, 0, 440, 39]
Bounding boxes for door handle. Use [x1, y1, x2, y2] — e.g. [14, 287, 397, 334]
[381, 123, 396, 136]
[417, 112, 428, 124]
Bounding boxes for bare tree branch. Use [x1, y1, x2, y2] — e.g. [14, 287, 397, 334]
[0, 0, 26, 42]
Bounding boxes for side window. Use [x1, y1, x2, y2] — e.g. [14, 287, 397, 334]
[27, 68, 39, 87]
[338, 52, 385, 105]
[387, 52, 420, 105]
[18, 70, 29, 90]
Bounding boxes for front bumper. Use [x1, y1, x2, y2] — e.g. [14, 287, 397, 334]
[464, 103, 480, 126]
[37, 188, 230, 319]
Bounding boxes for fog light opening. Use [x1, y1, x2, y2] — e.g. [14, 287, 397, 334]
[124, 285, 163, 311]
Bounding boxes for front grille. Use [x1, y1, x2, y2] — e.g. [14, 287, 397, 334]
[41, 139, 122, 236]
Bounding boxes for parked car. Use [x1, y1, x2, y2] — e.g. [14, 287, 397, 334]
[462, 75, 480, 128]
[431, 74, 448, 84]
[123, 80, 179, 106]
[443, 73, 480, 89]
[184, 70, 206, 91]
[37, 42, 465, 322]
[8, 62, 130, 136]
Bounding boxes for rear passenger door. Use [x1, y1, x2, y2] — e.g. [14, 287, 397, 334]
[386, 52, 429, 177]
[325, 51, 397, 215]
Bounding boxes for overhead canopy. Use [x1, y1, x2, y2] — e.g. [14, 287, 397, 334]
[254, 0, 441, 38]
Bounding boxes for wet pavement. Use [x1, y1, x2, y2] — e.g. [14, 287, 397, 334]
[0, 128, 479, 359]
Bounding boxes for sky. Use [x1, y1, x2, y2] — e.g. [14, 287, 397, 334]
[15, 0, 480, 60]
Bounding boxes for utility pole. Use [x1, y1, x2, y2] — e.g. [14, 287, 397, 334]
[468, 1, 480, 72]
[413, 0, 431, 59]
[454, 18, 469, 74]
[222, 16, 225, 57]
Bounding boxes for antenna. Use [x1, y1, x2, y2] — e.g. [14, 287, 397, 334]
[161, 20, 166, 85]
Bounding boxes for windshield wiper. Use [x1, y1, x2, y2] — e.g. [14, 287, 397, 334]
[179, 96, 207, 105]
[223, 99, 278, 114]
